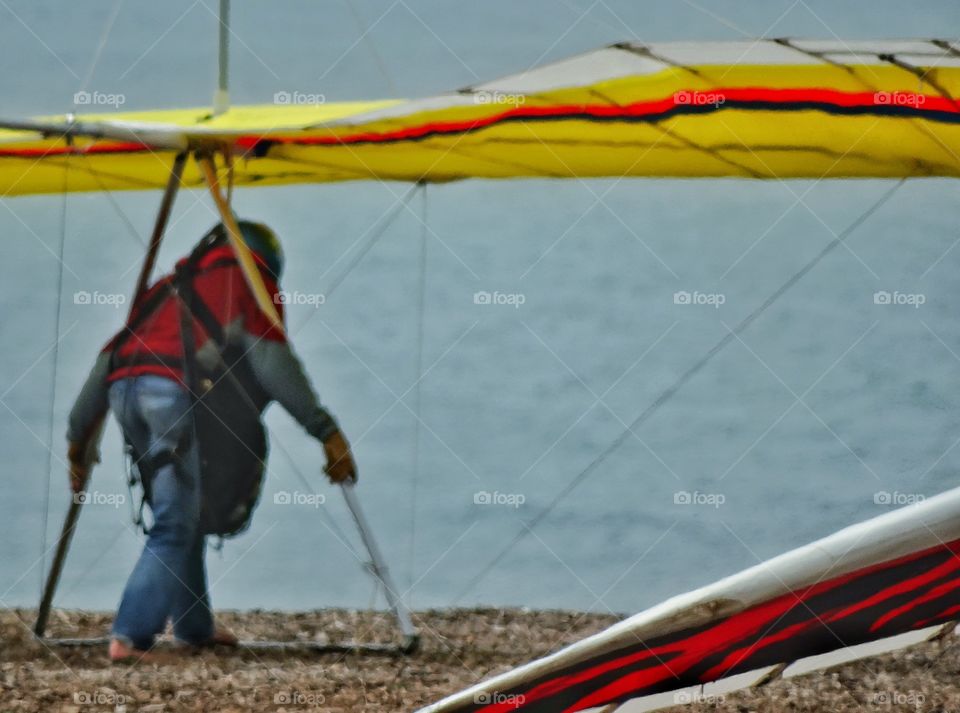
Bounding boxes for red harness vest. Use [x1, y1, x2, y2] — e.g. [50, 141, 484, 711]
[106, 244, 285, 385]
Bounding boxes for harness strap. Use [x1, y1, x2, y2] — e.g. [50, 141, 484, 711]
[116, 228, 230, 534]
[109, 225, 229, 369]
[176, 261, 200, 396]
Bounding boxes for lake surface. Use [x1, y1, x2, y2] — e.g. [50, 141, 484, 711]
[2, 0, 960, 617]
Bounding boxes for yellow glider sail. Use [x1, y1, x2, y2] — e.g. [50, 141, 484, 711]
[2, 39, 960, 196]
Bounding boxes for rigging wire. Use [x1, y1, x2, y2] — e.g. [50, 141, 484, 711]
[301, 183, 420, 314]
[206, 182, 418, 559]
[58, 523, 127, 600]
[288, 184, 419, 557]
[270, 439, 358, 559]
[80, 154, 146, 248]
[37, 0, 128, 600]
[78, 0, 126, 94]
[184, 181, 418, 560]
[201, 184, 421, 587]
[39, 142, 73, 599]
[454, 177, 909, 603]
[211, 156, 361, 555]
[408, 182, 428, 593]
[338, 0, 399, 97]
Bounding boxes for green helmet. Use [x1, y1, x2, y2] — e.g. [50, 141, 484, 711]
[235, 220, 283, 279]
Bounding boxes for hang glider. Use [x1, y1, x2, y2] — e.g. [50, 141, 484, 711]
[419, 487, 960, 712]
[3, 39, 960, 196]
[17, 31, 960, 691]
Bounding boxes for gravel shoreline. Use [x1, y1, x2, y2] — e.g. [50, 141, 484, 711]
[2, 608, 956, 712]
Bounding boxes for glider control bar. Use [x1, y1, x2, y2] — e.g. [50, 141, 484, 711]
[341, 482, 420, 653]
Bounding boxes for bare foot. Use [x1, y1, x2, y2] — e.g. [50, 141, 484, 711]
[108, 638, 153, 664]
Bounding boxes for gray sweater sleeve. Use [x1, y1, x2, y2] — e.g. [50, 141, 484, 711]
[67, 352, 111, 443]
[243, 336, 339, 442]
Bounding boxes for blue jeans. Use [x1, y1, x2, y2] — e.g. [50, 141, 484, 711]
[108, 375, 213, 650]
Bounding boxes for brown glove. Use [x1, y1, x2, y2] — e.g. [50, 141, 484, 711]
[323, 430, 357, 484]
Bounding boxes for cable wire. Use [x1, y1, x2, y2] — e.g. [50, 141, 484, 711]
[455, 178, 908, 603]
[408, 182, 428, 593]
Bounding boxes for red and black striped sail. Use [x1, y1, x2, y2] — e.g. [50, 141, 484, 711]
[459, 537, 960, 712]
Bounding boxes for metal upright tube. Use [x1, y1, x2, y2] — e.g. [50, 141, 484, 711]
[340, 483, 420, 652]
[33, 423, 103, 637]
[133, 151, 187, 300]
[213, 0, 230, 115]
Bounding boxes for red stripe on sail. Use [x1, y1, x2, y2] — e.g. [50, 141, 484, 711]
[870, 578, 960, 632]
[255, 88, 959, 148]
[475, 538, 960, 712]
[3, 87, 956, 160]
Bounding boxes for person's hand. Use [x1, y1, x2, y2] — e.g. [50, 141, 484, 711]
[323, 430, 357, 484]
[67, 440, 91, 494]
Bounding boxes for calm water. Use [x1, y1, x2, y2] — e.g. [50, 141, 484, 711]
[3, 1, 960, 617]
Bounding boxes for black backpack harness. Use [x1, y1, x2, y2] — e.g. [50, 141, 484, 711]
[112, 228, 270, 538]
